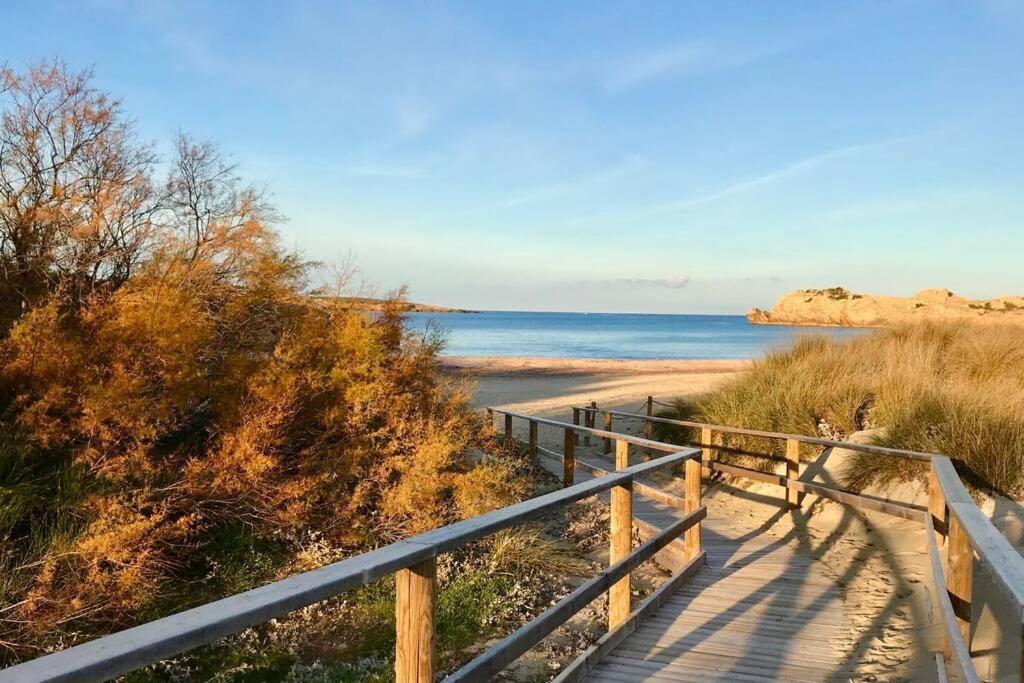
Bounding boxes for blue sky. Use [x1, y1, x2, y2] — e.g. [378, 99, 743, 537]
[8, 1, 1024, 313]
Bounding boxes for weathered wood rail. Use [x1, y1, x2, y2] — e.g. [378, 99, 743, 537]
[0, 413, 703, 683]
[575, 403, 1024, 682]
[3, 400, 1023, 682]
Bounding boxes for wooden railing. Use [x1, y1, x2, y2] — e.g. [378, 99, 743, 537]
[5, 400, 1023, 683]
[0, 413, 703, 683]
[576, 404, 1024, 683]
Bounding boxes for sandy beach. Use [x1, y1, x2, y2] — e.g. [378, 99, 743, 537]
[442, 355, 750, 416]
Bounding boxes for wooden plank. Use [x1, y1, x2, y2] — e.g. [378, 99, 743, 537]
[935, 651, 949, 683]
[643, 396, 654, 462]
[563, 427, 575, 488]
[700, 426, 713, 482]
[785, 437, 801, 508]
[932, 456, 1024, 616]
[600, 648, 841, 682]
[604, 412, 614, 455]
[490, 407, 687, 455]
[589, 660, 792, 683]
[569, 453, 686, 511]
[929, 460, 948, 543]
[573, 408, 581, 446]
[610, 440, 632, 628]
[552, 552, 706, 683]
[925, 516, 980, 683]
[574, 406, 938, 461]
[0, 536, 438, 683]
[447, 508, 705, 682]
[395, 558, 435, 683]
[684, 457, 700, 561]
[947, 514, 974, 654]
[528, 419, 538, 460]
[586, 401, 596, 447]
[504, 413, 513, 440]
[709, 460, 927, 521]
[410, 452, 694, 557]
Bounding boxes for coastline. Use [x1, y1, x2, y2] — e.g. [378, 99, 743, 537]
[446, 355, 749, 417]
[440, 355, 751, 376]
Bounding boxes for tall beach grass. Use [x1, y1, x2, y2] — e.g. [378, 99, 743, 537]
[656, 322, 1024, 498]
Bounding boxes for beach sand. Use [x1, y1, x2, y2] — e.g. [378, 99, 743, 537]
[442, 355, 749, 416]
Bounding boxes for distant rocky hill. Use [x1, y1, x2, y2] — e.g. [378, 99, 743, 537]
[323, 296, 476, 313]
[748, 287, 1024, 327]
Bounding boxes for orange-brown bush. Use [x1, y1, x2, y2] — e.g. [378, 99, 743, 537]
[0, 62, 527, 661]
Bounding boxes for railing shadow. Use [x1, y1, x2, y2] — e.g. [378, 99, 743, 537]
[573, 427, 939, 681]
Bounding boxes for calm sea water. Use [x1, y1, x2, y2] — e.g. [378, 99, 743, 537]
[404, 311, 864, 360]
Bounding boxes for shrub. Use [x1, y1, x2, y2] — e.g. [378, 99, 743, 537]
[0, 62, 531, 662]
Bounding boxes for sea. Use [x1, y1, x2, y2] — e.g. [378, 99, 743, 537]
[404, 311, 864, 360]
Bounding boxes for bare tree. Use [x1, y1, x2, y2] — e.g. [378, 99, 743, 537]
[0, 60, 158, 324]
[164, 133, 283, 279]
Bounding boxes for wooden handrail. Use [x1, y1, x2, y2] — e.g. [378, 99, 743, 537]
[0, 427, 699, 683]
[488, 407, 684, 454]
[931, 457, 1024, 618]
[576, 406, 937, 461]
[708, 460, 927, 521]
[448, 506, 707, 681]
[925, 515, 980, 683]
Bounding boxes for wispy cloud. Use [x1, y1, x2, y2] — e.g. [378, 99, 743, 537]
[604, 37, 799, 91]
[658, 133, 926, 212]
[504, 156, 646, 207]
[580, 277, 691, 290]
[560, 133, 928, 228]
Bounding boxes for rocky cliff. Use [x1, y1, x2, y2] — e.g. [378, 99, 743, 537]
[747, 287, 1024, 327]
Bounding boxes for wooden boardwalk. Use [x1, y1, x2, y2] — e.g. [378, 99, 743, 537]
[543, 448, 862, 682]
[8, 406, 1020, 683]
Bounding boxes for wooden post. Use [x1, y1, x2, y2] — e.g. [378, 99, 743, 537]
[928, 461, 947, 546]
[700, 426, 714, 482]
[684, 456, 702, 561]
[572, 408, 581, 446]
[946, 514, 974, 658]
[609, 439, 632, 628]
[642, 395, 653, 461]
[563, 427, 575, 487]
[786, 438, 801, 508]
[504, 414, 513, 442]
[485, 408, 494, 435]
[584, 402, 595, 447]
[603, 412, 613, 455]
[528, 420, 538, 461]
[395, 558, 436, 683]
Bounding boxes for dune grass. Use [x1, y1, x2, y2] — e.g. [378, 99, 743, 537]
[655, 322, 1024, 498]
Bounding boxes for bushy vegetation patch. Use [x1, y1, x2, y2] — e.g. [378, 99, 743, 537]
[655, 323, 1024, 497]
[0, 61, 536, 666]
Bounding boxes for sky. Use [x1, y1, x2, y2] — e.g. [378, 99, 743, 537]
[6, 1, 1024, 313]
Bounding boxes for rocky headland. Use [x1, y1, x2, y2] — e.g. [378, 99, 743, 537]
[748, 287, 1024, 327]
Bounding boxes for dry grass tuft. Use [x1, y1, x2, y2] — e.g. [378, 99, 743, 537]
[656, 322, 1024, 497]
[486, 525, 589, 578]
